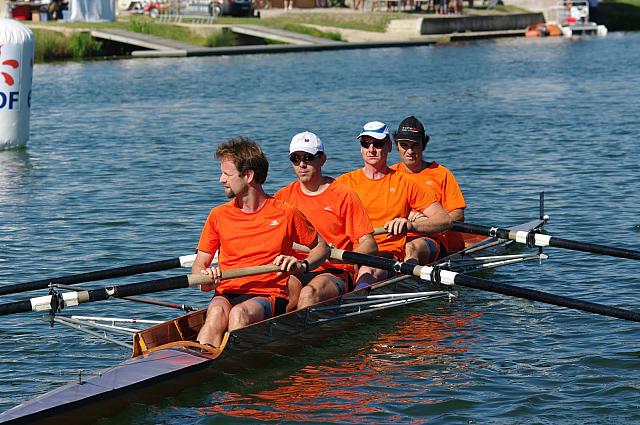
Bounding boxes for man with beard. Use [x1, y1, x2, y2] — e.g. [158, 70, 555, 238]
[192, 137, 330, 348]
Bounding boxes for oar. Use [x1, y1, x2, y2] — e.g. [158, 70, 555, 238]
[0, 254, 198, 297]
[2, 226, 392, 299]
[331, 249, 640, 323]
[451, 221, 640, 261]
[0, 264, 280, 316]
[1, 228, 391, 298]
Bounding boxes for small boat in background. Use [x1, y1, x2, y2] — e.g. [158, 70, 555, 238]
[525, 23, 563, 37]
[545, 0, 608, 37]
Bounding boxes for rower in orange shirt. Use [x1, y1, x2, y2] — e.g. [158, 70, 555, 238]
[390, 116, 467, 264]
[336, 121, 451, 287]
[192, 137, 330, 347]
[275, 131, 377, 310]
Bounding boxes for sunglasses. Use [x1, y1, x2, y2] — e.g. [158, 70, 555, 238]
[289, 152, 319, 165]
[360, 140, 387, 149]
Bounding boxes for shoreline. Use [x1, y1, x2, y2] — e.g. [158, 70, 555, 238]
[22, 4, 640, 62]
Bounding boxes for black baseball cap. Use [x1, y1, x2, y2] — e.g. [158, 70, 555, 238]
[395, 116, 430, 147]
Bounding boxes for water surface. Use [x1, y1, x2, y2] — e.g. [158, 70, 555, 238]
[1, 33, 639, 423]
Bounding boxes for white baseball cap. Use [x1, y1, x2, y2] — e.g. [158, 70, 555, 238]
[289, 131, 324, 155]
[357, 121, 391, 141]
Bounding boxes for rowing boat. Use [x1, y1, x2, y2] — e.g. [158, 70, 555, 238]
[0, 218, 546, 424]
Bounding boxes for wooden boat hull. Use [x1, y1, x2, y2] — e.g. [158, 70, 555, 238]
[0, 280, 446, 424]
[0, 220, 544, 424]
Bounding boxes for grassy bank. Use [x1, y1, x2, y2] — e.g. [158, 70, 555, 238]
[601, 0, 640, 30]
[32, 29, 103, 62]
[31, 18, 242, 62]
[30, 14, 348, 61]
[124, 18, 240, 46]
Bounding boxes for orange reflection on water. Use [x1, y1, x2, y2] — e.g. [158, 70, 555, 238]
[197, 310, 482, 423]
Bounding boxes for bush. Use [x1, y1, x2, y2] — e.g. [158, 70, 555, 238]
[600, 1, 640, 30]
[68, 33, 103, 58]
[128, 17, 154, 34]
[32, 29, 103, 62]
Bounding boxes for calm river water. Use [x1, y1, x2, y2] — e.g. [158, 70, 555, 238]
[1, 33, 639, 424]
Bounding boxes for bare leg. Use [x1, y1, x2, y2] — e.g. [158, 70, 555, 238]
[405, 237, 439, 265]
[228, 298, 269, 331]
[286, 276, 302, 313]
[197, 297, 231, 347]
[354, 265, 389, 290]
[297, 274, 343, 309]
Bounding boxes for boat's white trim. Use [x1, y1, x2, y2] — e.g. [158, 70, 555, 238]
[70, 315, 164, 324]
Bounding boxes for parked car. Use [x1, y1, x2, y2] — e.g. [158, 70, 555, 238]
[209, 0, 254, 17]
[144, 1, 169, 17]
[121, 0, 255, 18]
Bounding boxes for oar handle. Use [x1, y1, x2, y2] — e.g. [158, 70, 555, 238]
[220, 264, 281, 279]
[0, 265, 283, 316]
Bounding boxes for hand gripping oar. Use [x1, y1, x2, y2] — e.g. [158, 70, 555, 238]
[451, 221, 640, 261]
[0, 254, 198, 297]
[331, 249, 640, 323]
[0, 264, 280, 316]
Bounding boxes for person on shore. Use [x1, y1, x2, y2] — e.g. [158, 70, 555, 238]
[47, 0, 62, 20]
[284, 0, 294, 10]
[390, 116, 466, 264]
[192, 137, 330, 348]
[336, 121, 452, 287]
[275, 131, 378, 310]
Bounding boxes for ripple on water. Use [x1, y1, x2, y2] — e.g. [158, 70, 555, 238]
[1, 34, 640, 424]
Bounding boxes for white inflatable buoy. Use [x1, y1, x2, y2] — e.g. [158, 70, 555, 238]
[0, 19, 34, 150]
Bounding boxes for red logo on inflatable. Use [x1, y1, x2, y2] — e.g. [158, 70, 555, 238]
[0, 45, 20, 86]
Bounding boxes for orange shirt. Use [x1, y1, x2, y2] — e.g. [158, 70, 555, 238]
[275, 179, 374, 274]
[336, 168, 436, 259]
[391, 161, 466, 252]
[196, 197, 317, 299]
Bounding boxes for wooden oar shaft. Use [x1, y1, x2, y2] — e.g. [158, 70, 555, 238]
[0, 255, 197, 297]
[331, 249, 640, 323]
[0, 264, 280, 316]
[451, 221, 640, 261]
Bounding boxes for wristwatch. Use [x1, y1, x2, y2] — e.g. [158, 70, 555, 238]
[300, 260, 310, 273]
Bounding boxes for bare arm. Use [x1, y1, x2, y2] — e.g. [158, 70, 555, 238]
[354, 233, 378, 255]
[449, 208, 464, 223]
[192, 250, 218, 290]
[384, 202, 452, 236]
[192, 250, 215, 274]
[274, 233, 330, 274]
[410, 207, 464, 223]
[304, 233, 331, 271]
[408, 202, 452, 234]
